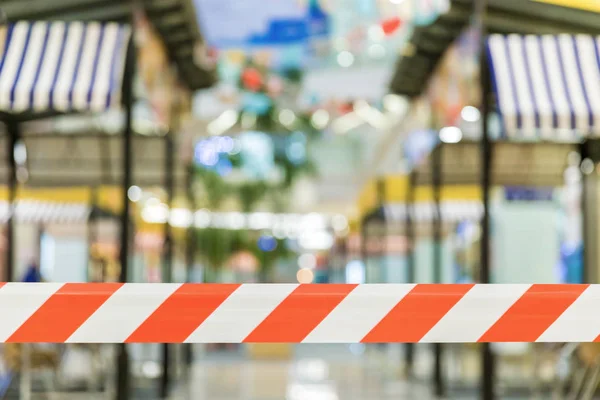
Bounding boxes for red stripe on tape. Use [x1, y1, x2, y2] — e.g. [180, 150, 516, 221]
[7, 283, 122, 343]
[244, 284, 357, 343]
[126, 283, 240, 343]
[479, 284, 588, 342]
[362, 284, 475, 343]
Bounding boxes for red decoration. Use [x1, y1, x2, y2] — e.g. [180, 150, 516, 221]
[381, 17, 402, 36]
[338, 101, 353, 115]
[241, 68, 263, 92]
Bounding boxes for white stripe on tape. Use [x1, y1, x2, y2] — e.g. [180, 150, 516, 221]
[303, 284, 415, 343]
[67, 283, 181, 343]
[185, 284, 298, 343]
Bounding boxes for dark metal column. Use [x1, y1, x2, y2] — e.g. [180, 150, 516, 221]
[478, 4, 495, 396]
[431, 144, 444, 398]
[6, 119, 18, 282]
[580, 139, 600, 284]
[160, 130, 175, 398]
[116, 35, 135, 400]
[87, 188, 98, 281]
[404, 170, 416, 375]
[360, 216, 369, 283]
[184, 164, 195, 366]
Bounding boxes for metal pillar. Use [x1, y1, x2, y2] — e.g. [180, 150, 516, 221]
[6, 120, 18, 282]
[404, 170, 416, 375]
[580, 140, 600, 284]
[431, 144, 444, 398]
[116, 34, 135, 400]
[87, 188, 98, 282]
[479, 14, 495, 400]
[160, 130, 175, 398]
[184, 164, 195, 366]
[360, 216, 369, 283]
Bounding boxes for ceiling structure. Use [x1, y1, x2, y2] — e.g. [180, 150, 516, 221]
[0, 0, 214, 91]
[389, 0, 600, 97]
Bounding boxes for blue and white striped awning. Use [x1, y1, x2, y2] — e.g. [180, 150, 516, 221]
[487, 34, 600, 139]
[0, 200, 91, 224]
[383, 201, 483, 224]
[0, 21, 131, 114]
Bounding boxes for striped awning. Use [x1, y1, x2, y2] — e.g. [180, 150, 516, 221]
[0, 200, 91, 224]
[0, 21, 131, 114]
[383, 201, 483, 224]
[487, 34, 600, 139]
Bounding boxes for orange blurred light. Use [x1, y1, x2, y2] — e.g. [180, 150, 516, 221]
[296, 268, 314, 284]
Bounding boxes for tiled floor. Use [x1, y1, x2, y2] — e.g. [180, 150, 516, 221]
[168, 344, 557, 400]
[4, 343, 590, 399]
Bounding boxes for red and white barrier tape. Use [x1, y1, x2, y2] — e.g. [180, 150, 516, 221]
[0, 283, 596, 343]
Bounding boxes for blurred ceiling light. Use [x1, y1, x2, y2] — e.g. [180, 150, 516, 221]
[390, 0, 406, 4]
[207, 109, 239, 136]
[564, 166, 581, 184]
[332, 112, 363, 135]
[368, 44, 386, 59]
[302, 212, 327, 230]
[383, 93, 406, 114]
[311, 109, 330, 130]
[368, 25, 385, 42]
[299, 230, 334, 250]
[141, 361, 162, 379]
[332, 214, 349, 232]
[298, 253, 317, 269]
[141, 203, 169, 224]
[127, 185, 142, 202]
[169, 208, 193, 228]
[14, 140, 27, 165]
[279, 109, 296, 126]
[354, 100, 386, 130]
[581, 158, 594, 175]
[353, 100, 370, 113]
[146, 197, 160, 207]
[461, 105, 481, 122]
[228, 212, 246, 230]
[296, 268, 315, 284]
[439, 126, 463, 143]
[337, 51, 354, 68]
[248, 212, 274, 230]
[194, 209, 211, 228]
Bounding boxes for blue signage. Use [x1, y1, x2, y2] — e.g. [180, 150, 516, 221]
[504, 186, 554, 201]
[194, 0, 329, 49]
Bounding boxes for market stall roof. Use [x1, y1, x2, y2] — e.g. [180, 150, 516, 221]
[0, 21, 131, 115]
[1, 0, 214, 91]
[362, 199, 482, 237]
[0, 200, 118, 224]
[412, 140, 576, 187]
[390, 0, 600, 97]
[382, 200, 483, 224]
[487, 33, 600, 139]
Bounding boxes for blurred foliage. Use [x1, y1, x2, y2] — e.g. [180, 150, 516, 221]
[192, 55, 320, 280]
[196, 227, 294, 282]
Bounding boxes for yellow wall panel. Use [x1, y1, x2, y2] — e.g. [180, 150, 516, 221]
[533, 0, 600, 12]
